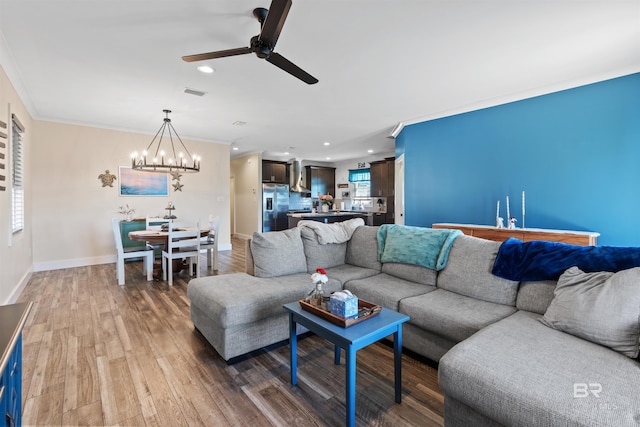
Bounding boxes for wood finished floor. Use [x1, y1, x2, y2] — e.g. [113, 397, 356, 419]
[17, 236, 444, 426]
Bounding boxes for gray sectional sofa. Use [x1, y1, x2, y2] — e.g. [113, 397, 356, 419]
[187, 222, 640, 426]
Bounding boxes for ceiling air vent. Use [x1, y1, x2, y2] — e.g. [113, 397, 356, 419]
[184, 87, 206, 97]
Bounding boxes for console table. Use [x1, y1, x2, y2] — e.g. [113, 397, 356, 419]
[432, 223, 599, 246]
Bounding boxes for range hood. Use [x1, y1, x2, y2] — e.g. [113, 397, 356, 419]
[289, 159, 311, 194]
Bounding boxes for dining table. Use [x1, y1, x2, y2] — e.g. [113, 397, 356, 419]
[129, 227, 211, 279]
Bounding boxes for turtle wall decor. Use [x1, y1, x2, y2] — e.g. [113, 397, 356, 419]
[98, 170, 117, 187]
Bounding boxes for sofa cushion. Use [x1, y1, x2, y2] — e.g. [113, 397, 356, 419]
[187, 272, 342, 328]
[515, 280, 557, 314]
[400, 289, 517, 343]
[344, 273, 435, 311]
[382, 262, 437, 286]
[439, 310, 640, 427]
[250, 228, 307, 278]
[346, 226, 382, 271]
[300, 227, 347, 272]
[188, 273, 304, 327]
[437, 235, 519, 306]
[541, 266, 640, 358]
[325, 264, 380, 286]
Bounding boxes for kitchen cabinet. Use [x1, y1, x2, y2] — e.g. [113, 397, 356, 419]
[305, 166, 335, 197]
[372, 212, 386, 226]
[370, 160, 388, 197]
[0, 302, 32, 427]
[262, 160, 287, 184]
[432, 223, 599, 246]
[371, 157, 395, 224]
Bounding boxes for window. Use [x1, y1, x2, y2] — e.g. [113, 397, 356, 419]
[349, 169, 371, 198]
[12, 115, 24, 233]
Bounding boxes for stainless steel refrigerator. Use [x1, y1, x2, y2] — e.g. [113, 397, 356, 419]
[262, 183, 290, 232]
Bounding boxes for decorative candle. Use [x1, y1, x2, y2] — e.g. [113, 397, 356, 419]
[506, 196, 510, 220]
[522, 191, 525, 216]
[496, 200, 500, 219]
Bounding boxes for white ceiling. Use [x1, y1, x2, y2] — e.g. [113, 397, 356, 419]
[0, 1, 639, 163]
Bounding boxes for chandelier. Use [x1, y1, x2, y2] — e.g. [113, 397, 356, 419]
[130, 109, 200, 173]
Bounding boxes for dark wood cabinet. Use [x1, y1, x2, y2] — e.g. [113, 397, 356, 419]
[371, 158, 395, 197]
[305, 166, 335, 197]
[262, 160, 287, 184]
[372, 212, 386, 226]
[370, 161, 388, 197]
[371, 157, 395, 224]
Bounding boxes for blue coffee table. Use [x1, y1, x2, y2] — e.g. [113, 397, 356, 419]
[283, 301, 410, 427]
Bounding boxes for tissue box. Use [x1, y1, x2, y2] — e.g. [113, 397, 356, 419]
[329, 294, 359, 318]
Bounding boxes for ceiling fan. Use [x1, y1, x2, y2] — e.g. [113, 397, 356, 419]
[182, 0, 318, 85]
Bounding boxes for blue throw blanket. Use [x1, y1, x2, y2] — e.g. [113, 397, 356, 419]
[492, 238, 640, 281]
[377, 224, 462, 271]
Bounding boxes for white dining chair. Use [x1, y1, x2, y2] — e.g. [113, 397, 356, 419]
[200, 215, 220, 271]
[146, 216, 171, 230]
[161, 223, 201, 286]
[112, 218, 154, 285]
[146, 216, 172, 257]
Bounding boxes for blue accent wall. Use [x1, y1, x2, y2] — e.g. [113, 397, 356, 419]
[400, 73, 640, 246]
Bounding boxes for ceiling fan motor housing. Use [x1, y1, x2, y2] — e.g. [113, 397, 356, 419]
[250, 35, 272, 59]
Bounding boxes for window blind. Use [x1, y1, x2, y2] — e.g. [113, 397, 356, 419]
[348, 168, 370, 182]
[12, 115, 24, 233]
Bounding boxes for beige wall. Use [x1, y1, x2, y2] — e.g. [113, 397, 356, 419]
[30, 120, 231, 270]
[230, 153, 261, 238]
[0, 65, 34, 304]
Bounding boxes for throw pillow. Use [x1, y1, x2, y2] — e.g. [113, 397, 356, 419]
[540, 266, 640, 358]
[250, 228, 307, 278]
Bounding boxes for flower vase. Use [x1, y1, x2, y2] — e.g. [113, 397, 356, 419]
[322, 204, 329, 213]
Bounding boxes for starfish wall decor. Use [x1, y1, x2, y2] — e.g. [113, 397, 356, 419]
[170, 171, 184, 192]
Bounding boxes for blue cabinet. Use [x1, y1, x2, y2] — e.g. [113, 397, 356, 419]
[0, 302, 32, 427]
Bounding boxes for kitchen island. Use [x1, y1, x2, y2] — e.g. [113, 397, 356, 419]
[288, 211, 373, 228]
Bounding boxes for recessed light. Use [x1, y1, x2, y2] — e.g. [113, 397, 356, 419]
[197, 65, 215, 74]
[326, 157, 331, 160]
[367, 149, 373, 153]
[232, 147, 239, 151]
[284, 151, 290, 155]
[323, 142, 330, 146]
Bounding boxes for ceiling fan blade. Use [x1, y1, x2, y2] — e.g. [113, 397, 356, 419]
[266, 52, 318, 85]
[259, 0, 292, 48]
[182, 47, 252, 62]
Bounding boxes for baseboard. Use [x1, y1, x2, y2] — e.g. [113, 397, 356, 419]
[33, 255, 116, 272]
[32, 245, 233, 273]
[4, 267, 34, 305]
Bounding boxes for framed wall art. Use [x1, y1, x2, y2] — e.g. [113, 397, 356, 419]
[119, 166, 169, 196]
